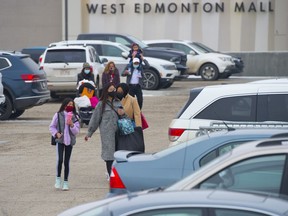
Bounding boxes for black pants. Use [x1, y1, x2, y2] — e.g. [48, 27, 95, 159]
[56, 143, 73, 181]
[129, 84, 143, 110]
[105, 160, 114, 176]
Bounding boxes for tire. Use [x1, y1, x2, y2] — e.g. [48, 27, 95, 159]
[199, 63, 219, 81]
[50, 92, 59, 99]
[9, 110, 25, 119]
[142, 70, 160, 90]
[0, 94, 13, 120]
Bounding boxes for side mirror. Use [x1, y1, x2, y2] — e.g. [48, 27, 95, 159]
[101, 58, 108, 63]
[121, 52, 129, 59]
[189, 50, 196, 55]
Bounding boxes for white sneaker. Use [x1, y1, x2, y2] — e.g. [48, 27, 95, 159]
[55, 177, 61, 189]
[62, 181, 69, 191]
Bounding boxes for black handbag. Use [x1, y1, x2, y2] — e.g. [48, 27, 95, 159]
[115, 126, 145, 152]
[51, 112, 61, 146]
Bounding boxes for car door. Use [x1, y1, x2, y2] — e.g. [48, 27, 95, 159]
[197, 154, 288, 195]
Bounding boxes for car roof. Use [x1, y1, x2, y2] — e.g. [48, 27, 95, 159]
[49, 40, 122, 47]
[59, 190, 288, 216]
[180, 80, 288, 118]
[144, 39, 192, 44]
[166, 137, 288, 191]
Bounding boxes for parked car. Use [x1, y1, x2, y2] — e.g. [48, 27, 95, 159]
[21, 46, 46, 64]
[108, 129, 288, 197]
[0, 73, 5, 105]
[39, 44, 105, 98]
[0, 51, 50, 120]
[58, 189, 288, 216]
[164, 137, 288, 198]
[49, 40, 180, 90]
[169, 79, 288, 146]
[144, 39, 244, 80]
[77, 33, 188, 75]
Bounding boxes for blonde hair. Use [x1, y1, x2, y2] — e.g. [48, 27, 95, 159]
[104, 61, 116, 74]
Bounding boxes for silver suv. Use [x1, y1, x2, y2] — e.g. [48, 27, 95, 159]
[40, 45, 104, 98]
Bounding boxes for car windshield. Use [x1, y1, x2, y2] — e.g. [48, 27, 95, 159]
[126, 35, 148, 49]
[44, 49, 86, 63]
[188, 42, 211, 54]
[192, 42, 217, 53]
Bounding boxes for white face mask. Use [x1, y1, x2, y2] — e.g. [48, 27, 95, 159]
[133, 64, 139, 68]
[84, 69, 90, 74]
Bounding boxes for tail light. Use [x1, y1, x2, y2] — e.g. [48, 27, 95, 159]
[21, 74, 40, 83]
[39, 55, 43, 64]
[168, 128, 185, 142]
[110, 167, 126, 189]
[90, 66, 93, 73]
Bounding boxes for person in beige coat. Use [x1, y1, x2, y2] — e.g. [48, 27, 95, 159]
[116, 83, 142, 128]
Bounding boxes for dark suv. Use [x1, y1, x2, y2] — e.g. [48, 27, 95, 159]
[0, 51, 50, 120]
[77, 33, 188, 75]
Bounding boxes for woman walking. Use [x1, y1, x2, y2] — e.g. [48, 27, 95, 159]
[84, 83, 125, 178]
[49, 98, 80, 191]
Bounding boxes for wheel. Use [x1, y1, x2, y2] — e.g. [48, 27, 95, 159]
[9, 109, 25, 119]
[142, 70, 160, 90]
[0, 94, 13, 120]
[50, 92, 59, 99]
[199, 63, 219, 81]
[162, 81, 174, 89]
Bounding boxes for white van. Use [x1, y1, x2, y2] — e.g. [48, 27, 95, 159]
[169, 79, 288, 146]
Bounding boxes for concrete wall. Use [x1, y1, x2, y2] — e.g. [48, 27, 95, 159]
[227, 52, 288, 77]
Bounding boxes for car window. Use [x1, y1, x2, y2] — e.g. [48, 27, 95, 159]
[198, 154, 286, 195]
[130, 208, 202, 216]
[214, 209, 267, 216]
[195, 96, 256, 121]
[44, 49, 86, 63]
[172, 43, 191, 55]
[111, 36, 131, 47]
[199, 141, 250, 167]
[257, 94, 288, 121]
[102, 45, 123, 57]
[0, 57, 11, 70]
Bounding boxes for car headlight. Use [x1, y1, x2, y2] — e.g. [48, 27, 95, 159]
[219, 57, 233, 62]
[170, 56, 181, 64]
[161, 64, 177, 70]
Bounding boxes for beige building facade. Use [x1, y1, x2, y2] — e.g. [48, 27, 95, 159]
[0, 0, 287, 52]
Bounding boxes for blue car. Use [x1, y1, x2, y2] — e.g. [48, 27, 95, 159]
[109, 129, 288, 197]
[59, 189, 288, 216]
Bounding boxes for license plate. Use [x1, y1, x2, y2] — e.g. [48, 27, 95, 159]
[60, 70, 70, 75]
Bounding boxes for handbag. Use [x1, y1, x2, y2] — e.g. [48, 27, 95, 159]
[116, 127, 145, 152]
[141, 112, 149, 130]
[51, 112, 61, 145]
[117, 117, 135, 135]
[106, 102, 134, 135]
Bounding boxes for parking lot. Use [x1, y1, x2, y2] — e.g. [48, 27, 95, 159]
[0, 77, 264, 216]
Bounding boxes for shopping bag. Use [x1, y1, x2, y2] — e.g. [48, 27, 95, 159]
[141, 112, 149, 130]
[116, 127, 145, 152]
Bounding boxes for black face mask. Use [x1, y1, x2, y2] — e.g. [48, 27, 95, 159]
[108, 91, 116, 98]
[116, 92, 124, 100]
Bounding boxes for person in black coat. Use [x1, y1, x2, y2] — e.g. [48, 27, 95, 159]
[77, 62, 95, 85]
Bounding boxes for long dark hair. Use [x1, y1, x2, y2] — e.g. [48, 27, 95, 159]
[58, 97, 77, 116]
[100, 83, 116, 114]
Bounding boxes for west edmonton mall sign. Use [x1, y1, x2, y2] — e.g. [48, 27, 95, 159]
[85, 1, 274, 14]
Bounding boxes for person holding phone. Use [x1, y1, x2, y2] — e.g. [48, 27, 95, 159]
[49, 98, 80, 191]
